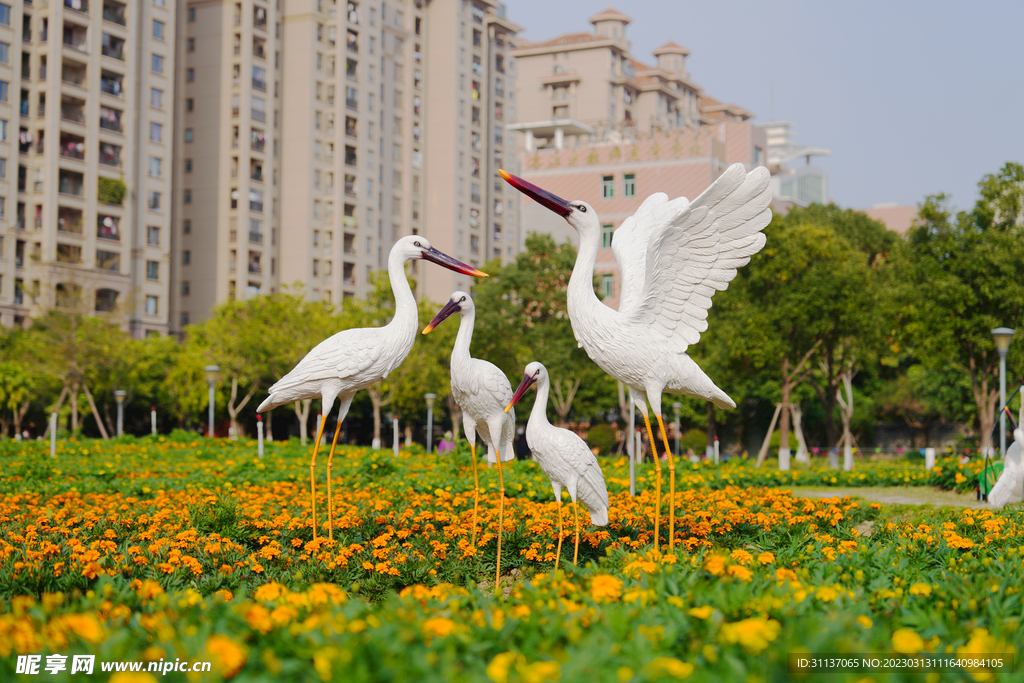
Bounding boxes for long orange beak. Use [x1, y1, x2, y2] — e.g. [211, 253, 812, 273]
[499, 169, 572, 217]
[505, 373, 537, 413]
[421, 247, 488, 278]
[423, 298, 461, 335]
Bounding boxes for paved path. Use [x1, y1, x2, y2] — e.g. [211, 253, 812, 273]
[787, 486, 988, 510]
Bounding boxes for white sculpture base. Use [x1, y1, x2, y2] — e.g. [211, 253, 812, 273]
[843, 445, 853, 471]
[778, 448, 790, 471]
[828, 451, 839, 468]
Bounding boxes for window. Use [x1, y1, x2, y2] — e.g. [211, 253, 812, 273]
[153, 19, 165, 40]
[148, 191, 161, 210]
[150, 88, 163, 109]
[186, 67, 194, 82]
[145, 295, 158, 316]
[601, 175, 614, 198]
[146, 261, 159, 279]
[187, 38, 194, 52]
[185, 159, 192, 173]
[601, 224, 613, 249]
[184, 189, 192, 204]
[147, 225, 160, 245]
[182, 281, 190, 296]
[252, 65, 267, 90]
[151, 54, 164, 74]
[0, 81, 8, 103]
[186, 98, 194, 112]
[185, 128, 193, 142]
[96, 250, 120, 272]
[181, 313, 190, 326]
[155, 0, 166, 6]
[149, 156, 162, 177]
[601, 274, 614, 298]
[150, 122, 163, 143]
[183, 220, 191, 234]
[187, 7, 195, 21]
[623, 173, 635, 197]
[183, 250, 191, 264]
[0, 4, 9, 26]
[0, 42, 8, 64]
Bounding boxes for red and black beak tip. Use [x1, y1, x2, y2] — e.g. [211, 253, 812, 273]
[422, 298, 461, 334]
[505, 373, 537, 413]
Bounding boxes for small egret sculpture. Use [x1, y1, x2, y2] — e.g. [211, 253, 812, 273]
[501, 164, 771, 553]
[990, 405, 1024, 508]
[423, 291, 515, 588]
[257, 236, 487, 541]
[506, 362, 609, 567]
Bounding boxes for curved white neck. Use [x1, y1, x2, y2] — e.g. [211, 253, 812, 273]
[567, 225, 618, 335]
[452, 307, 476, 365]
[531, 374, 552, 427]
[386, 250, 418, 339]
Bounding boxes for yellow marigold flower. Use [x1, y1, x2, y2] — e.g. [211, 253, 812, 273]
[646, 656, 695, 680]
[63, 614, 105, 644]
[704, 555, 726, 576]
[206, 634, 247, 679]
[487, 651, 518, 683]
[891, 628, 924, 654]
[857, 615, 873, 629]
[775, 567, 798, 582]
[688, 605, 714, 620]
[142, 647, 165, 661]
[719, 617, 781, 654]
[253, 582, 286, 602]
[511, 604, 531, 619]
[815, 586, 840, 602]
[270, 605, 298, 627]
[244, 605, 273, 633]
[955, 473, 967, 484]
[726, 565, 753, 582]
[909, 583, 932, 597]
[730, 549, 753, 565]
[308, 583, 347, 605]
[215, 589, 234, 602]
[521, 660, 561, 683]
[422, 617, 457, 639]
[758, 551, 775, 565]
[136, 579, 164, 599]
[109, 674, 158, 683]
[590, 574, 623, 603]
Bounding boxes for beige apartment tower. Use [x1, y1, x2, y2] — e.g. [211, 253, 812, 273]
[0, 0, 176, 336]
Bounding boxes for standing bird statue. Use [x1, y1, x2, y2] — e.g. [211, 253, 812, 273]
[257, 236, 487, 542]
[500, 164, 771, 553]
[990, 405, 1024, 509]
[422, 291, 515, 589]
[505, 361, 609, 567]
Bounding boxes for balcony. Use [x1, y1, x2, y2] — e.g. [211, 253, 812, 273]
[60, 99, 86, 124]
[250, 130, 265, 152]
[58, 170, 84, 196]
[56, 243, 82, 264]
[249, 231, 263, 245]
[58, 207, 84, 234]
[63, 25, 88, 52]
[248, 255, 262, 274]
[253, 36, 266, 59]
[102, 1, 126, 25]
[99, 142, 121, 167]
[99, 106, 122, 132]
[253, 5, 267, 31]
[97, 214, 120, 240]
[61, 63, 87, 87]
[100, 71, 123, 96]
[64, 0, 89, 14]
[95, 249, 120, 271]
[101, 34, 125, 61]
[59, 134, 85, 160]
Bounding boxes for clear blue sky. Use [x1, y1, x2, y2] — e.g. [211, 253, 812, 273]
[507, 0, 1024, 211]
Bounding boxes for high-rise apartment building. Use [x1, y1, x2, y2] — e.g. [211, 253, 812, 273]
[171, 0, 520, 331]
[0, 0, 176, 335]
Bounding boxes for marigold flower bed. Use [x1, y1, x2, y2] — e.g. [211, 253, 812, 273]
[0, 437, 1019, 682]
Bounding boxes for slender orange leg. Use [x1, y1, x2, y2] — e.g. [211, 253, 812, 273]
[470, 443, 480, 546]
[641, 411, 661, 553]
[309, 416, 328, 543]
[554, 498, 563, 570]
[495, 449, 505, 593]
[326, 418, 343, 542]
[573, 500, 580, 564]
[656, 414, 675, 554]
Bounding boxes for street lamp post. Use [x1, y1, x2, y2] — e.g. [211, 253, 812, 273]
[204, 365, 220, 438]
[992, 328, 1015, 457]
[672, 402, 682, 458]
[425, 393, 437, 454]
[114, 390, 126, 437]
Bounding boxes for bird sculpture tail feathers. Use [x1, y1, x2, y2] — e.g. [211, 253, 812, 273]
[989, 430, 1024, 509]
[588, 506, 609, 527]
[486, 441, 516, 464]
[257, 394, 282, 413]
[712, 391, 737, 410]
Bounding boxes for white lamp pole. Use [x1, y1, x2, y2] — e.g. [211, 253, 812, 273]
[672, 402, 682, 459]
[204, 365, 220, 438]
[425, 393, 436, 453]
[114, 390, 126, 436]
[992, 328, 1015, 457]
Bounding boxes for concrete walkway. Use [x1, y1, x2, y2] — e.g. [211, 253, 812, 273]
[788, 486, 988, 510]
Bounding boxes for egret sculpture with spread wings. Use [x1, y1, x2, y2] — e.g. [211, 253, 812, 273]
[423, 291, 515, 589]
[506, 361, 609, 567]
[501, 164, 771, 553]
[257, 236, 487, 542]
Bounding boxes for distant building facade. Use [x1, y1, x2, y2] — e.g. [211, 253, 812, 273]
[756, 120, 830, 207]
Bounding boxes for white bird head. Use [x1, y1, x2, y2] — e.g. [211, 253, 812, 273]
[505, 361, 547, 413]
[392, 235, 489, 278]
[498, 170, 598, 236]
[422, 291, 474, 334]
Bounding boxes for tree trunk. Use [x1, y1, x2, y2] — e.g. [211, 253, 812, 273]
[293, 398, 312, 445]
[226, 377, 256, 439]
[966, 354, 999, 454]
[81, 382, 110, 440]
[70, 379, 80, 432]
[42, 386, 69, 439]
[705, 402, 716, 459]
[445, 393, 461, 443]
[266, 409, 274, 442]
[779, 357, 791, 455]
[836, 368, 855, 471]
[792, 405, 810, 463]
[550, 377, 580, 427]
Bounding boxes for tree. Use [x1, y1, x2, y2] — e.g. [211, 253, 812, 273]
[903, 163, 1024, 451]
[0, 329, 40, 437]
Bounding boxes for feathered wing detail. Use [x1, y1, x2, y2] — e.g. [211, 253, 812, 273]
[258, 327, 384, 411]
[452, 357, 515, 463]
[553, 430, 609, 526]
[611, 192, 681, 313]
[625, 164, 772, 352]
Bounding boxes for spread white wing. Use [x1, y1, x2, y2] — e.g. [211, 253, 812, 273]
[624, 164, 772, 351]
[612, 192, 688, 314]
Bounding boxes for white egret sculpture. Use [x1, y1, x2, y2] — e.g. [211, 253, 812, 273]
[505, 361, 609, 566]
[257, 236, 487, 542]
[990, 405, 1024, 508]
[500, 164, 771, 553]
[422, 291, 515, 586]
